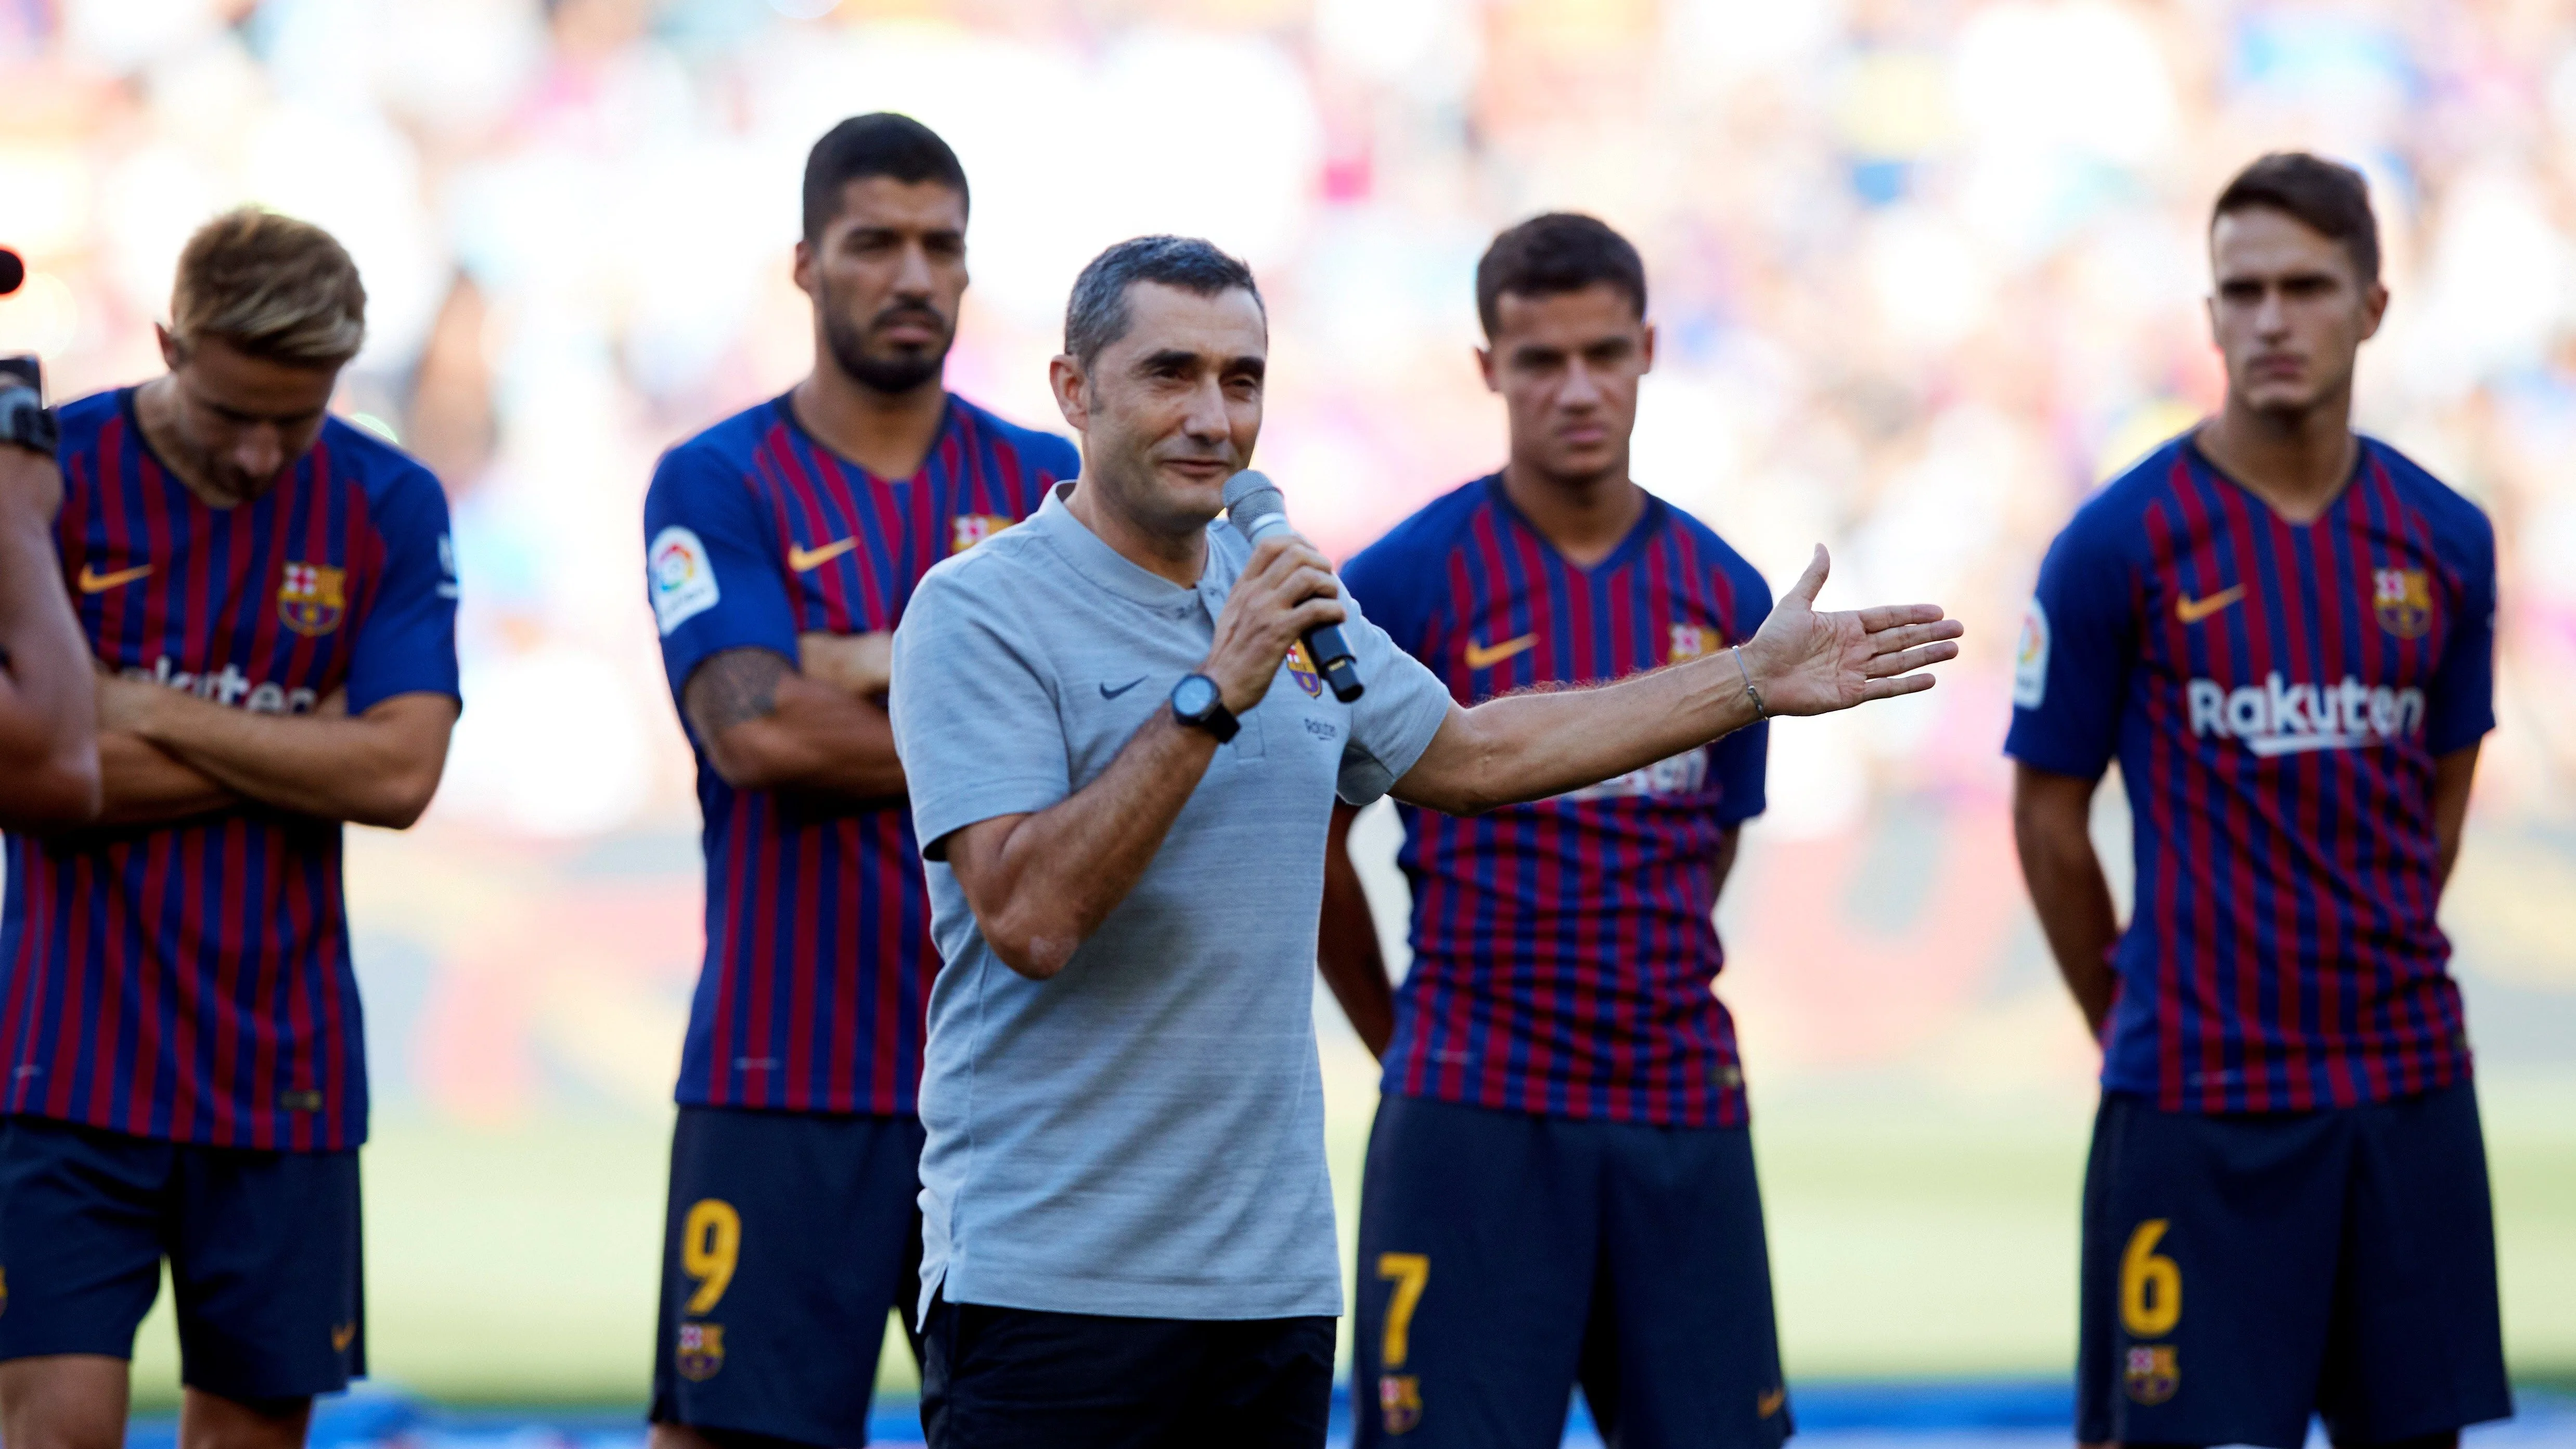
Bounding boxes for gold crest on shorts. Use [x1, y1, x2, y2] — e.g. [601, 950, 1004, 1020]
[676, 1321, 726, 1381]
[1379, 1374, 1422, 1434]
[2124, 1343, 2178, 1405]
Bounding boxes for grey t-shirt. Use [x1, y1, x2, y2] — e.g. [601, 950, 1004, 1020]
[889, 482, 1452, 1322]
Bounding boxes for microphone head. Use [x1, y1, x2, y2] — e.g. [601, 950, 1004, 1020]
[0, 248, 23, 297]
[1222, 469, 1288, 541]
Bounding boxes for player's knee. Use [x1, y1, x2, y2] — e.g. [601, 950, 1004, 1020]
[2333, 1434, 2459, 1449]
[178, 1389, 312, 1449]
[0, 1356, 130, 1449]
[650, 1422, 824, 1449]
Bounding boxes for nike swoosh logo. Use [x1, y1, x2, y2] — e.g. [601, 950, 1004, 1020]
[77, 563, 154, 594]
[331, 1322, 357, 1352]
[1463, 633, 1538, 669]
[1099, 678, 1145, 698]
[2174, 585, 2246, 625]
[1758, 1387, 1786, 1419]
[789, 538, 857, 572]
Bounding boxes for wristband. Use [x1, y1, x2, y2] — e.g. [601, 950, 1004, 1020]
[1731, 645, 1768, 721]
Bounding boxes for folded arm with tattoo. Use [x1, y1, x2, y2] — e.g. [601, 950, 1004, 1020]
[682, 632, 904, 800]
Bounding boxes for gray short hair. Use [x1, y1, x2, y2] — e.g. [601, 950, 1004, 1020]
[1063, 236, 1262, 367]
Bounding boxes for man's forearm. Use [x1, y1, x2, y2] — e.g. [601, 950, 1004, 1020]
[94, 732, 239, 826]
[949, 711, 1219, 979]
[126, 691, 455, 828]
[1318, 803, 1395, 1057]
[0, 490, 100, 825]
[691, 650, 906, 799]
[2011, 767, 2120, 1034]
[2430, 743, 2480, 895]
[1401, 654, 1759, 816]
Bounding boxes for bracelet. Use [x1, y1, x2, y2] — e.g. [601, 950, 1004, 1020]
[1731, 645, 1768, 721]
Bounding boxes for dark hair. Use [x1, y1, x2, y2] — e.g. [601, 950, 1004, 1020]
[802, 113, 969, 241]
[1475, 213, 1647, 338]
[1063, 236, 1263, 366]
[2211, 151, 2380, 283]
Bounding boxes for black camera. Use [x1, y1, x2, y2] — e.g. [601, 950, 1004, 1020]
[0, 247, 58, 459]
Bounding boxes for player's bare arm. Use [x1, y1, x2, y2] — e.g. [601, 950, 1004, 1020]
[0, 445, 101, 827]
[1394, 545, 1957, 815]
[94, 675, 456, 830]
[2431, 742, 2480, 892]
[1317, 801, 1395, 1058]
[89, 725, 240, 827]
[798, 629, 893, 698]
[943, 533, 1342, 981]
[2011, 762, 2119, 1034]
[681, 644, 904, 799]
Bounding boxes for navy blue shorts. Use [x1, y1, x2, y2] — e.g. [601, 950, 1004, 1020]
[1351, 1094, 1792, 1449]
[2077, 1081, 2514, 1448]
[0, 1114, 364, 1402]
[919, 1291, 1335, 1449]
[649, 1106, 926, 1448]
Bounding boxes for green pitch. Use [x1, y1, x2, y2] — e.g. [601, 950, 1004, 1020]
[122, 1071, 2576, 1407]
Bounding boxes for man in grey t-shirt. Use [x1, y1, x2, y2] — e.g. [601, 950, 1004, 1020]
[890, 237, 1962, 1449]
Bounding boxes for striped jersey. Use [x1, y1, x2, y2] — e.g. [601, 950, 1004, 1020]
[644, 392, 1077, 1116]
[2006, 434, 2496, 1114]
[1342, 475, 1771, 1127]
[3, 389, 461, 1150]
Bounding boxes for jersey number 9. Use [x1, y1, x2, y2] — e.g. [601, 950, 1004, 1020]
[682, 1198, 742, 1316]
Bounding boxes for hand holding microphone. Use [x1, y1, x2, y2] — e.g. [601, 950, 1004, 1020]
[1222, 470, 1365, 703]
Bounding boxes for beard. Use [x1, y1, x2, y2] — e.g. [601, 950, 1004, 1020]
[819, 281, 954, 395]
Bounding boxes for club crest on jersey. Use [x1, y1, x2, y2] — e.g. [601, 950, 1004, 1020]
[2374, 567, 2431, 639]
[951, 513, 1014, 554]
[1379, 1374, 1422, 1434]
[1668, 622, 1719, 663]
[2124, 1344, 2178, 1405]
[1286, 640, 1324, 697]
[277, 563, 347, 637]
[676, 1322, 725, 1380]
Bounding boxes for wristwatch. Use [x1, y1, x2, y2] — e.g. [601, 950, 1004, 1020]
[1169, 673, 1240, 743]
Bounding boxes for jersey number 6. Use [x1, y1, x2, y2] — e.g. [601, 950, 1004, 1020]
[2120, 1218, 2181, 1338]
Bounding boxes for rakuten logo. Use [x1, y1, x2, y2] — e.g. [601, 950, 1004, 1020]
[118, 656, 319, 716]
[2185, 674, 2422, 757]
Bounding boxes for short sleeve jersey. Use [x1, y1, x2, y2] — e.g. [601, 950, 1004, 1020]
[2006, 435, 2497, 1114]
[642, 393, 1077, 1116]
[888, 485, 1455, 1322]
[1342, 476, 1772, 1128]
[2, 389, 461, 1151]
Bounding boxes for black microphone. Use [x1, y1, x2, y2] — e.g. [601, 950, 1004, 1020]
[0, 248, 22, 296]
[1223, 470, 1364, 703]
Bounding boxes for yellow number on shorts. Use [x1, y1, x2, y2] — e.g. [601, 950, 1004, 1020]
[2120, 1219, 2181, 1338]
[682, 1199, 742, 1316]
[1376, 1252, 1430, 1369]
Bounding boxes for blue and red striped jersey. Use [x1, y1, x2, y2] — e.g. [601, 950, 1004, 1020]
[644, 392, 1076, 1116]
[1342, 476, 1772, 1127]
[2, 389, 461, 1151]
[2006, 434, 2496, 1114]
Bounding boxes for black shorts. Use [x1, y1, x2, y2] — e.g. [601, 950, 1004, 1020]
[649, 1105, 926, 1448]
[1351, 1093, 1791, 1449]
[920, 1292, 1334, 1449]
[0, 1114, 363, 1402]
[2077, 1082, 2514, 1448]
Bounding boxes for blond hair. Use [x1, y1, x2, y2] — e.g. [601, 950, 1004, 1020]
[170, 208, 367, 368]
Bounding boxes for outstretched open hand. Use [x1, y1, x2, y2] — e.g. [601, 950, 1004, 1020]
[1736, 546, 1962, 717]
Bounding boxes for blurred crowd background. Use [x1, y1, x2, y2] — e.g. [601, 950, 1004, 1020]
[4, 0, 2573, 1403]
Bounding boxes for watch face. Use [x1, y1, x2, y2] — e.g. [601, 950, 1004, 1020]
[1172, 675, 1218, 716]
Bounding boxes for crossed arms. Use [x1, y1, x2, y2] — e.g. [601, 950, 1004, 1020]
[680, 631, 904, 799]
